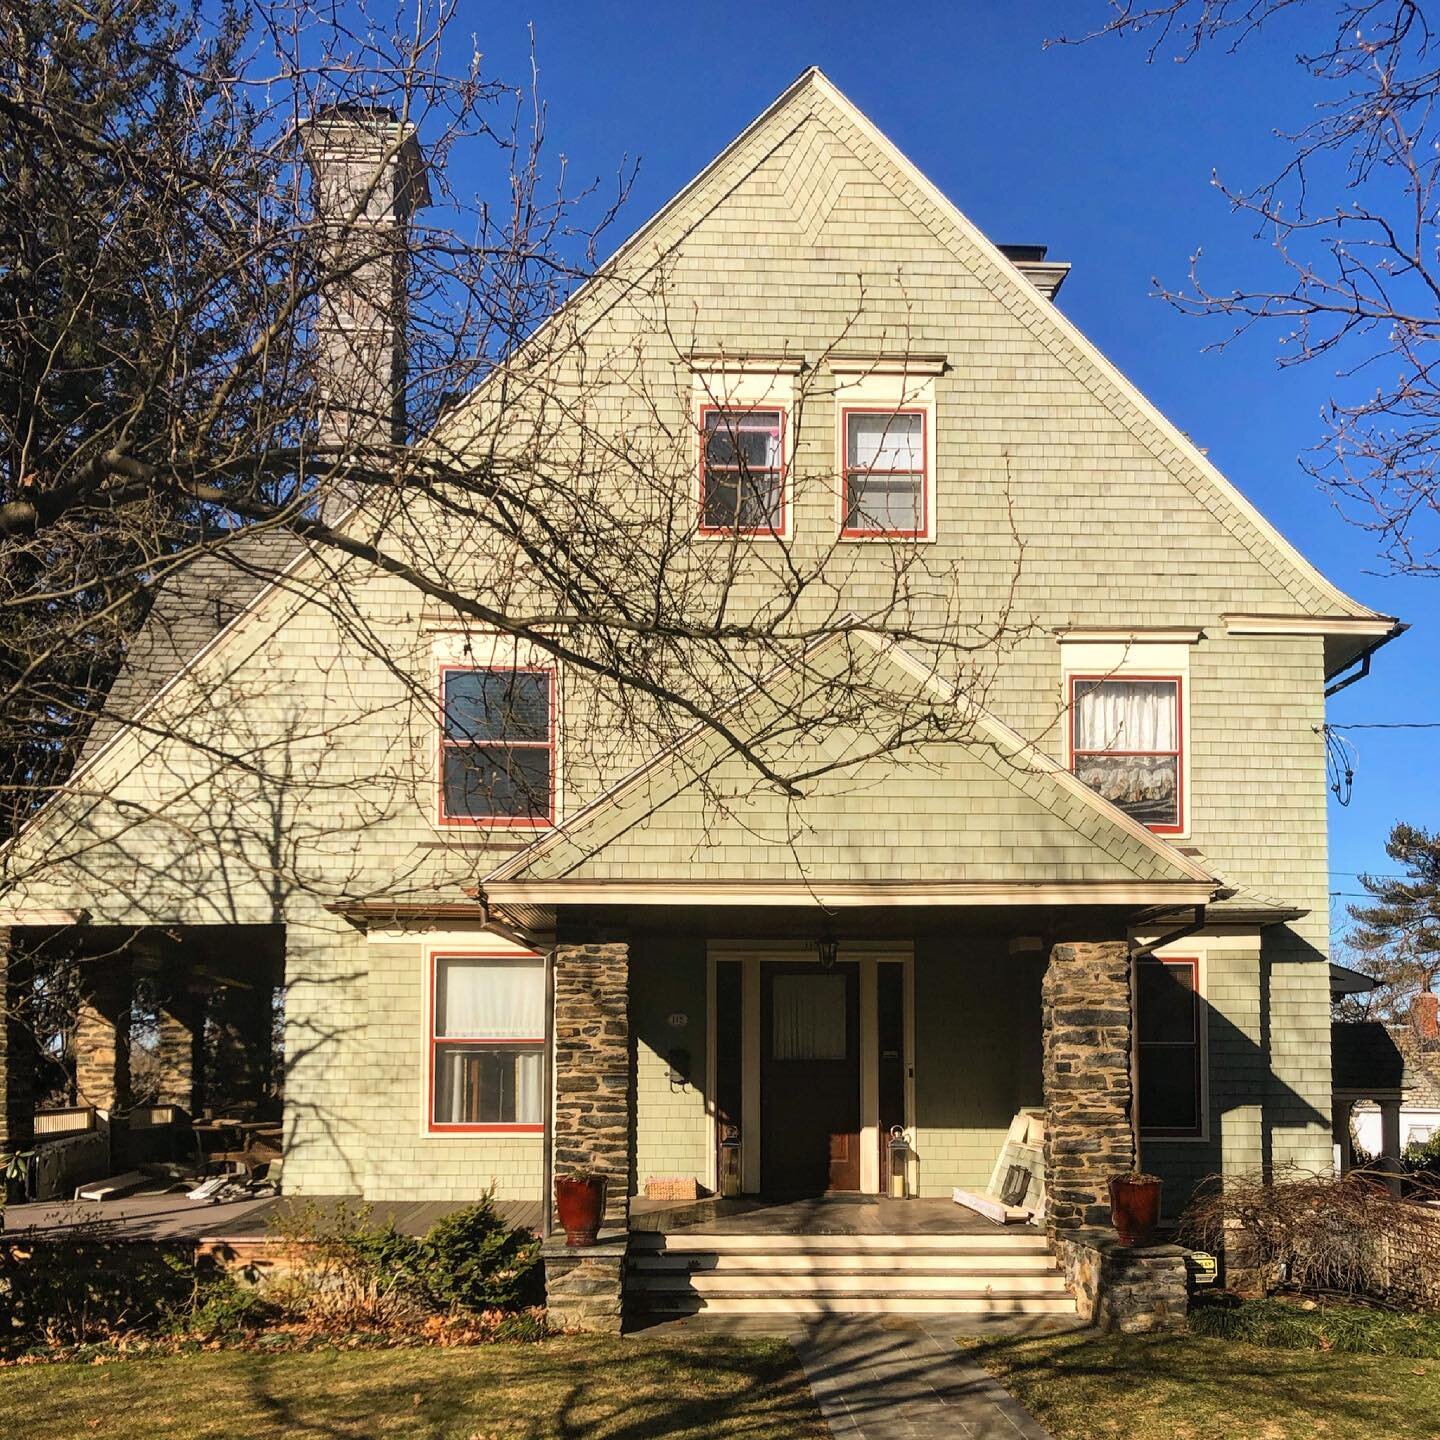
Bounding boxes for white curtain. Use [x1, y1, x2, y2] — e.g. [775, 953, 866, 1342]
[772, 973, 848, 1060]
[1075, 680, 1176, 753]
[437, 957, 544, 1038]
[847, 412, 922, 471]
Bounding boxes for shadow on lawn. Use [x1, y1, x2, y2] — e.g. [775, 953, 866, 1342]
[963, 1329, 1430, 1436]
[224, 1336, 832, 1439]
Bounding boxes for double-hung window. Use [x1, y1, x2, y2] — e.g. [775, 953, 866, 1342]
[440, 665, 555, 826]
[1070, 676, 1183, 832]
[843, 410, 926, 536]
[430, 953, 545, 1131]
[1136, 956, 1203, 1138]
[700, 406, 784, 533]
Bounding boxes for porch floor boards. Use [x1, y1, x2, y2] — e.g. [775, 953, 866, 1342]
[630, 1195, 1016, 1236]
[2, 1194, 544, 1243]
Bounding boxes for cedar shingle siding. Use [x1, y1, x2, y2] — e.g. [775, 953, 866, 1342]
[0, 73, 1385, 1199]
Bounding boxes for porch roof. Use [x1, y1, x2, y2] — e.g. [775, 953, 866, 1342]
[481, 636, 1221, 909]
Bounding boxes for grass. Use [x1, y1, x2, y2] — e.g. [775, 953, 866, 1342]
[1189, 1298, 1440, 1356]
[968, 1328, 1440, 1440]
[0, 1336, 830, 1439]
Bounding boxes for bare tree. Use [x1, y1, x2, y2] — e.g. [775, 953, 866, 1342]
[1059, 1, 1440, 574]
[0, 0, 1028, 908]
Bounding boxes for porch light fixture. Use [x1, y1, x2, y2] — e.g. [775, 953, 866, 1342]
[814, 934, 839, 971]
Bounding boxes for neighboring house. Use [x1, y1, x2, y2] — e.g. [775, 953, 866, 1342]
[0, 72, 1405, 1313]
[1339, 994, 1440, 1162]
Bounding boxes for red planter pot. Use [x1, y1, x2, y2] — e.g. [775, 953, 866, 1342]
[1109, 1174, 1163, 1247]
[555, 1175, 608, 1247]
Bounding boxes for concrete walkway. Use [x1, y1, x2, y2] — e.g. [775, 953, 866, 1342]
[791, 1319, 1058, 1440]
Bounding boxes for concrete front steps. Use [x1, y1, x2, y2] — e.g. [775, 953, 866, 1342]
[627, 1229, 1078, 1318]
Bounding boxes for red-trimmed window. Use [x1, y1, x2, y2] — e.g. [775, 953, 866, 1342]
[1137, 956, 1203, 1138]
[429, 953, 545, 1131]
[440, 665, 554, 825]
[700, 406, 784, 533]
[843, 409, 926, 536]
[1070, 676, 1183, 833]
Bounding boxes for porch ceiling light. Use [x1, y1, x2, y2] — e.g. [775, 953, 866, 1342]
[814, 935, 839, 971]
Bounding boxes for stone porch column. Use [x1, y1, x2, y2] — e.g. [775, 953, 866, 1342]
[1, 928, 36, 1152]
[74, 955, 133, 1116]
[155, 983, 204, 1113]
[1043, 939, 1136, 1238]
[551, 942, 632, 1230]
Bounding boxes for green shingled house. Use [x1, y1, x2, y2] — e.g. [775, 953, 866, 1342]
[0, 70, 1404, 1323]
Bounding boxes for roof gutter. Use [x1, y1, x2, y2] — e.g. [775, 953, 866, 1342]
[1325, 622, 1408, 695]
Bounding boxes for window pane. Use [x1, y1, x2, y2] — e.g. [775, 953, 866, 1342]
[702, 468, 782, 530]
[771, 973, 847, 1060]
[436, 956, 544, 1038]
[846, 474, 922, 532]
[434, 1044, 542, 1124]
[443, 744, 551, 820]
[1075, 679, 1177, 753]
[704, 409, 781, 467]
[1139, 1044, 1199, 1132]
[1073, 753, 1178, 827]
[1138, 960, 1197, 1045]
[847, 411, 922, 471]
[444, 669, 550, 743]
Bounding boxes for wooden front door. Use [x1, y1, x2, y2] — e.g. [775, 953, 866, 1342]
[760, 962, 861, 1194]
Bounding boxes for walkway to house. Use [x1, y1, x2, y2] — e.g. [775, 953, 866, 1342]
[793, 1319, 1060, 1440]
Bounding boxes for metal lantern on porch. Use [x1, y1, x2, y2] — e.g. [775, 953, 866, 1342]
[888, 1125, 911, 1199]
[718, 1124, 742, 1198]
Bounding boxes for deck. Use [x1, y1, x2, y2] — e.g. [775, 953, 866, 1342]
[1, 1194, 545, 1245]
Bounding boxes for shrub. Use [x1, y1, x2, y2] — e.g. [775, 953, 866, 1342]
[266, 1190, 541, 1328]
[1191, 1297, 1440, 1357]
[1403, 1131, 1440, 1176]
[1179, 1168, 1440, 1308]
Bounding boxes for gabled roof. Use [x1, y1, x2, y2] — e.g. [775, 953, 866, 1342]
[453, 65, 1389, 625]
[481, 633, 1220, 907]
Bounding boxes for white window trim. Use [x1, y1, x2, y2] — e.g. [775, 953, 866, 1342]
[1059, 639, 1193, 839]
[419, 937, 549, 1141]
[432, 631, 563, 833]
[832, 370, 937, 543]
[692, 369, 795, 541]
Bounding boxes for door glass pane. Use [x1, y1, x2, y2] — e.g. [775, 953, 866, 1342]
[772, 973, 847, 1060]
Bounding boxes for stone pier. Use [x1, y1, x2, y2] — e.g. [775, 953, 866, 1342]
[1042, 939, 1136, 1238]
[74, 956, 133, 1115]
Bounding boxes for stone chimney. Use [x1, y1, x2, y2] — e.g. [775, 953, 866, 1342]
[301, 106, 431, 523]
[1412, 990, 1439, 1043]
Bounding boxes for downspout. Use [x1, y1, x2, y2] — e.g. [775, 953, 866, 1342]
[541, 943, 555, 1241]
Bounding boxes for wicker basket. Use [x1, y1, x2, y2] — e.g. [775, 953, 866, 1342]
[644, 1175, 700, 1201]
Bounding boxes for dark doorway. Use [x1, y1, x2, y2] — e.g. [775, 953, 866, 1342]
[760, 961, 861, 1194]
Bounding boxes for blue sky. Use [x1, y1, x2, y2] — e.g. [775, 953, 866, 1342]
[470, 5, 1435, 925]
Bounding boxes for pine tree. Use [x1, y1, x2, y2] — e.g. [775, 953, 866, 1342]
[1342, 823, 1440, 1022]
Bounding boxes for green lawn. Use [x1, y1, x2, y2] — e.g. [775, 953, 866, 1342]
[970, 1329, 1440, 1440]
[0, 1337, 829, 1439]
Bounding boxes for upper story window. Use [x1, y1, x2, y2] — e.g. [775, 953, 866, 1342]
[440, 665, 555, 826]
[843, 410, 927, 536]
[1136, 955, 1203, 1138]
[700, 406, 785, 534]
[429, 952, 545, 1132]
[1070, 675, 1183, 833]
